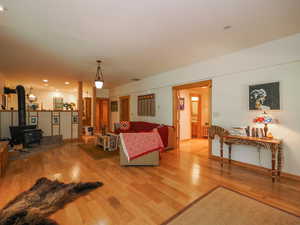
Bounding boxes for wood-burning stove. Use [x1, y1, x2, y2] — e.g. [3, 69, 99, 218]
[4, 85, 43, 147]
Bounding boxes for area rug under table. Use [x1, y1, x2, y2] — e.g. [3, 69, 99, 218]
[78, 143, 119, 160]
[161, 186, 300, 225]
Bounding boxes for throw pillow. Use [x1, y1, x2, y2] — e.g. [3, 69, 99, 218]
[120, 121, 130, 131]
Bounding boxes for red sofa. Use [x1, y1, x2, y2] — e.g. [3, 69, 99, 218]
[114, 121, 175, 150]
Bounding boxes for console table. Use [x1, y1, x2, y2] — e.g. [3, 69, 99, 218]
[209, 126, 282, 183]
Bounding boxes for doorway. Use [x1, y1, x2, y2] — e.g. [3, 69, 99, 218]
[119, 96, 130, 121]
[95, 98, 109, 132]
[173, 80, 212, 156]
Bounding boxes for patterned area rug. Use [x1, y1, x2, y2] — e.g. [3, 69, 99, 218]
[161, 186, 300, 225]
[9, 135, 64, 160]
[0, 177, 102, 225]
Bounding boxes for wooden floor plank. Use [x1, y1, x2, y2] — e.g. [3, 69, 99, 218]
[0, 139, 300, 225]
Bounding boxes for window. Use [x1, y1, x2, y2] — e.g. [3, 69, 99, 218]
[137, 94, 155, 116]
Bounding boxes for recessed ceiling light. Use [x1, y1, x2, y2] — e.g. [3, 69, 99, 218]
[43, 79, 48, 83]
[65, 82, 70, 85]
[224, 25, 232, 30]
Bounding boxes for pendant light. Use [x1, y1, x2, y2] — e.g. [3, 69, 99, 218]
[27, 87, 37, 103]
[95, 60, 104, 89]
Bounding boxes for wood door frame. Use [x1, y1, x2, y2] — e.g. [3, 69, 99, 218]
[119, 95, 130, 121]
[95, 97, 110, 132]
[172, 80, 212, 156]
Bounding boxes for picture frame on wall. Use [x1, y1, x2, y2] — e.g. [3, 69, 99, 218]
[52, 114, 60, 125]
[179, 97, 185, 110]
[111, 101, 118, 112]
[249, 82, 280, 110]
[30, 115, 38, 125]
[72, 114, 79, 124]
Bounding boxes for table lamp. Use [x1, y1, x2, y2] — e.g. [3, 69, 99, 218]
[253, 111, 273, 138]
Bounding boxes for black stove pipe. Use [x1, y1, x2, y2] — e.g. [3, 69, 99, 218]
[4, 85, 27, 127]
[16, 85, 26, 127]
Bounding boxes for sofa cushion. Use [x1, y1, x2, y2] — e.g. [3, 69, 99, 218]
[130, 121, 159, 132]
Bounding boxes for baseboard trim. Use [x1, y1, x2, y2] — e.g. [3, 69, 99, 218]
[209, 155, 300, 182]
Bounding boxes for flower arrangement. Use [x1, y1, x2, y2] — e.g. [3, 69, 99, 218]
[63, 102, 76, 110]
[253, 111, 272, 124]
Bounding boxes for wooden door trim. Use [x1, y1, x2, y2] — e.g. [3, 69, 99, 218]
[173, 80, 211, 90]
[172, 80, 212, 156]
[119, 95, 130, 121]
[172, 89, 180, 150]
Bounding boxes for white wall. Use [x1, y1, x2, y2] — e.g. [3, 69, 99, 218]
[96, 89, 109, 98]
[109, 33, 300, 176]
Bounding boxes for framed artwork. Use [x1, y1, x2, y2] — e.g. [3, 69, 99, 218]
[179, 97, 185, 110]
[72, 114, 79, 124]
[52, 114, 60, 125]
[111, 101, 118, 112]
[53, 97, 64, 110]
[30, 115, 38, 125]
[249, 82, 280, 110]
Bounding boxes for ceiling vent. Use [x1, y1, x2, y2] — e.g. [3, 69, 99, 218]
[131, 78, 141, 82]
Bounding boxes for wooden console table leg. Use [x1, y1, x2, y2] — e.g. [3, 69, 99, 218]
[271, 146, 276, 183]
[229, 144, 232, 163]
[277, 144, 282, 178]
[220, 141, 224, 167]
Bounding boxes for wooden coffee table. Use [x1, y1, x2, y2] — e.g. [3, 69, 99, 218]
[95, 133, 119, 151]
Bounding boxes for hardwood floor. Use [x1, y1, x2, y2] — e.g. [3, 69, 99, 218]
[0, 139, 300, 225]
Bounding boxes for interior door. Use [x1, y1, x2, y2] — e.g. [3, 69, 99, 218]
[95, 98, 109, 132]
[191, 95, 202, 138]
[119, 96, 130, 121]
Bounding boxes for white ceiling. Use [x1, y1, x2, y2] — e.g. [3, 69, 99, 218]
[1, 0, 300, 90]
